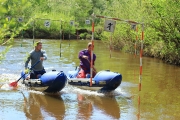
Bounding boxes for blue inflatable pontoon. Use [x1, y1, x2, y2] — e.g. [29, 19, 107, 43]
[67, 68, 122, 92]
[22, 70, 67, 93]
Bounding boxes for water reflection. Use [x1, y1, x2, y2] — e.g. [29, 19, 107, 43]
[21, 92, 65, 119]
[77, 94, 120, 119]
[77, 94, 93, 120]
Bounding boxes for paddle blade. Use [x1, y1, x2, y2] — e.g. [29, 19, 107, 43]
[9, 81, 18, 87]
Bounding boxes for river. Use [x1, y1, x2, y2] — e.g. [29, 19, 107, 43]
[0, 39, 180, 120]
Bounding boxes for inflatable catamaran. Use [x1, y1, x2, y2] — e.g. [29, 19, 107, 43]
[22, 70, 67, 93]
[67, 68, 122, 92]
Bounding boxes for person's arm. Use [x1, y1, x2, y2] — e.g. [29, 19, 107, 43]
[25, 53, 31, 69]
[40, 50, 47, 61]
[92, 53, 97, 73]
[92, 66, 97, 73]
[79, 50, 84, 59]
[93, 53, 96, 65]
[79, 50, 89, 59]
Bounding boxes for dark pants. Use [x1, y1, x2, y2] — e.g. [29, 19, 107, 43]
[30, 69, 46, 79]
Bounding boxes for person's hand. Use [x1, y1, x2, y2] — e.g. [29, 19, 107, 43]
[82, 55, 88, 59]
[40, 57, 45, 61]
[92, 66, 97, 73]
[25, 69, 30, 74]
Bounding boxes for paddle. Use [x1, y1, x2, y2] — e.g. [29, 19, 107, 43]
[87, 59, 97, 74]
[9, 60, 40, 87]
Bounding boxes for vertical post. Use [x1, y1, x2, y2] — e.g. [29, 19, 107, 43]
[69, 20, 74, 46]
[133, 24, 138, 82]
[139, 24, 144, 91]
[62, 31, 64, 40]
[69, 33, 70, 47]
[110, 32, 112, 58]
[21, 30, 23, 47]
[135, 25, 138, 57]
[60, 20, 62, 57]
[90, 13, 95, 87]
[77, 30, 78, 40]
[33, 20, 35, 46]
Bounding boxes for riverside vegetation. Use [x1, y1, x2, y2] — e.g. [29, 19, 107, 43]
[0, 0, 180, 65]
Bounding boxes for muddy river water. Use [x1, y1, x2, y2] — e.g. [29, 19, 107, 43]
[0, 39, 180, 120]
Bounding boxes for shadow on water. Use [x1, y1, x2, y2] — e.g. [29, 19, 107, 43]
[21, 91, 65, 119]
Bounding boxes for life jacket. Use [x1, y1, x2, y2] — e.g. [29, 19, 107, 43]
[77, 69, 86, 78]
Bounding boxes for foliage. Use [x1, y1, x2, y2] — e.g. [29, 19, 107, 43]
[79, 33, 87, 39]
[0, 0, 180, 65]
